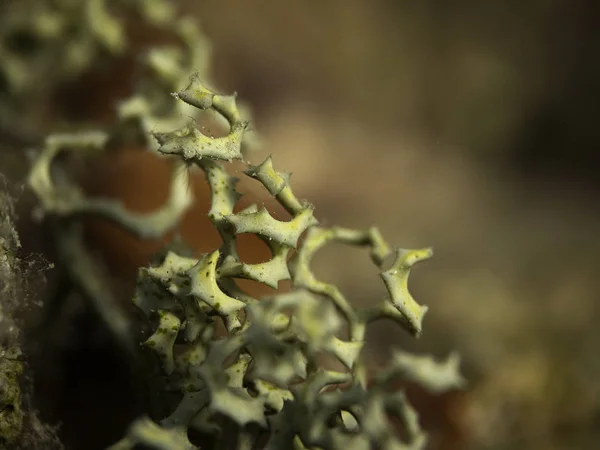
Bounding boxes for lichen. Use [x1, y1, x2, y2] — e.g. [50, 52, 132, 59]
[16, 1, 466, 449]
[29, 74, 464, 449]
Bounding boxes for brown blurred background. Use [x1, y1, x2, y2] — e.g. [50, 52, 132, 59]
[195, 2, 600, 448]
[2, 0, 600, 449]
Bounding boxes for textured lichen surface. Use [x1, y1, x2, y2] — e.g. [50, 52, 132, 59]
[101, 77, 463, 450]
[28, 70, 465, 448]
[20, 1, 465, 448]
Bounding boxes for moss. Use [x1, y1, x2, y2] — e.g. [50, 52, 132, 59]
[0, 355, 24, 445]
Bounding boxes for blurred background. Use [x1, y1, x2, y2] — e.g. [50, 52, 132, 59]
[1, 0, 600, 449]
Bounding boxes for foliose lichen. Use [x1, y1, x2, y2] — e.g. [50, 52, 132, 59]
[29, 73, 465, 449]
[18, 1, 466, 449]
